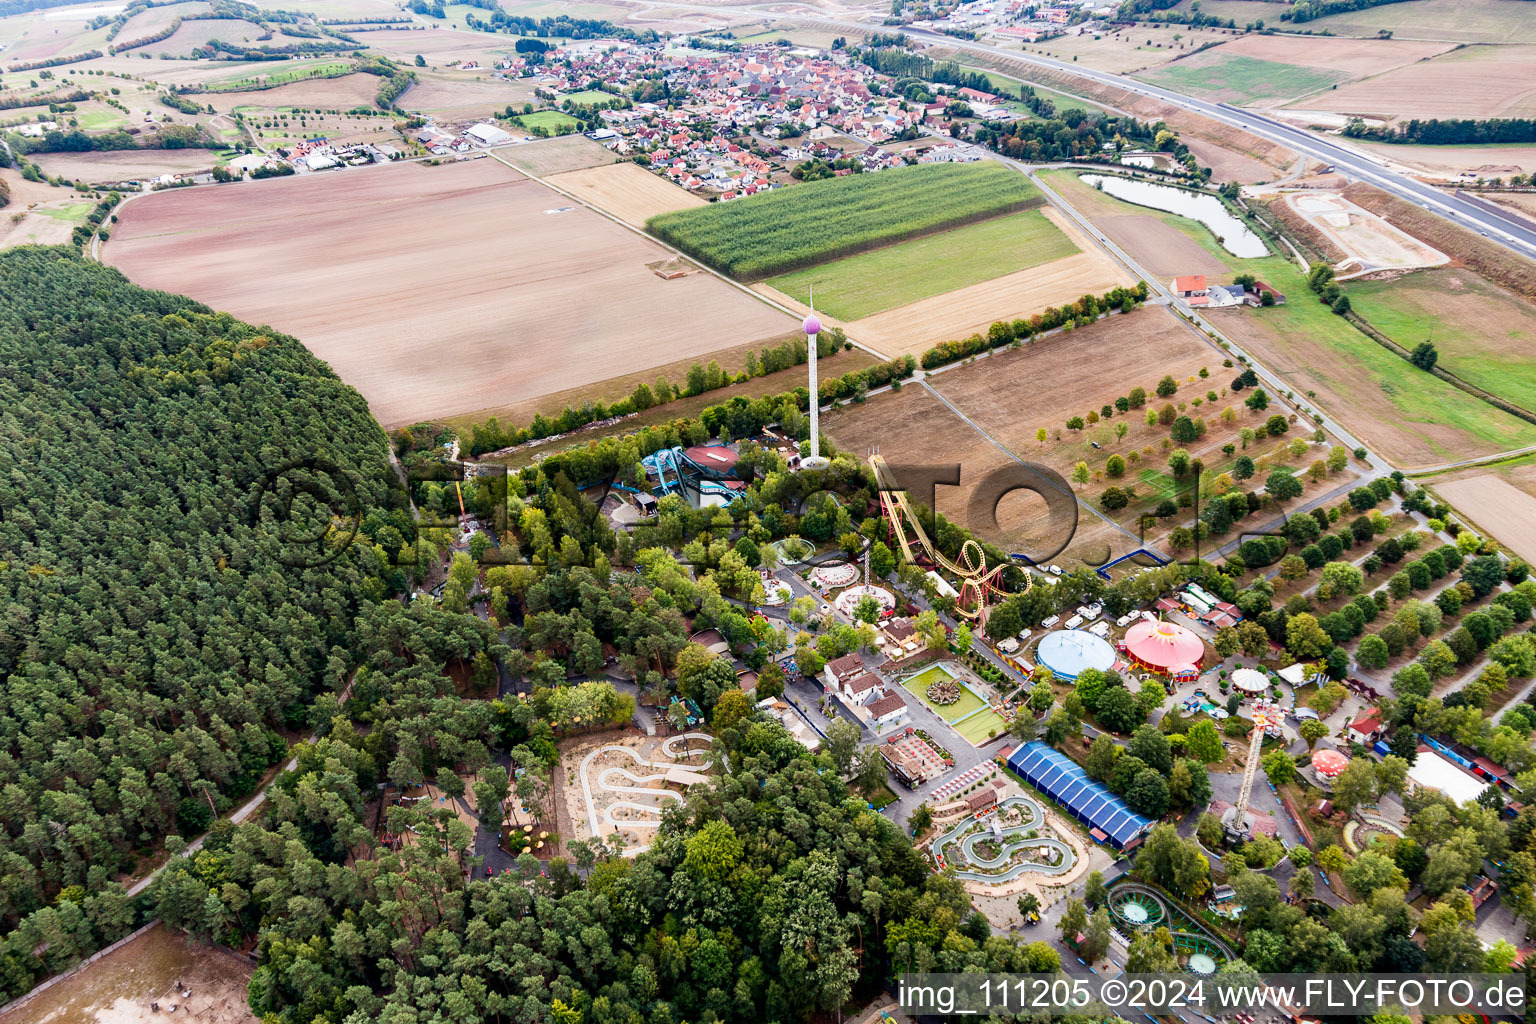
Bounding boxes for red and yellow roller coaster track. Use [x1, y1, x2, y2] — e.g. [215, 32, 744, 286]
[869, 454, 1025, 622]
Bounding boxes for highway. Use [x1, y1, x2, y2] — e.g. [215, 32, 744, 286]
[630, 0, 1536, 259]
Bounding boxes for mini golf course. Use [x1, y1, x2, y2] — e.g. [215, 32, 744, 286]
[929, 795, 1079, 883]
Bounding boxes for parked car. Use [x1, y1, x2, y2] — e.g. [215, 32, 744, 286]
[1047, 564, 1063, 576]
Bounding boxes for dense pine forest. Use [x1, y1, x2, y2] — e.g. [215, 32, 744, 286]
[0, 247, 401, 995]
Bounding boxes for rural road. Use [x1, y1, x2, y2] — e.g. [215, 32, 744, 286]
[625, 0, 1536, 260]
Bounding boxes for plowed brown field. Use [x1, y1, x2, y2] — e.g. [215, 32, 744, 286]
[104, 158, 797, 426]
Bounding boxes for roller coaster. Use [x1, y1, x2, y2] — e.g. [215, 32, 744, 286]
[869, 453, 1024, 622]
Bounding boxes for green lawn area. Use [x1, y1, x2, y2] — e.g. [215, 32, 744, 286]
[953, 708, 1009, 745]
[518, 110, 581, 133]
[37, 203, 93, 222]
[560, 89, 621, 107]
[1345, 268, 1536, 413]
[1239, 254, 1536, 457]
[75, 110, 127, 131]
[209, 60, 355, 90]
[1137, 55, 1348, 105]
[767, 208, 1077, 320]
[902, 666, 985, 722]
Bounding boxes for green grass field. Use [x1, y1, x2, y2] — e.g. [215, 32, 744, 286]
[37, 203, 93, 222]
[767, 208, 1077, 320]
[954, 708, 1009, 745]
[560, 89, 621, 107]
[649, 162, 1041, 280]
[902, 666, 984, 722]
[1345, 269, 1536, 413]
[1137, 55, 1347, 104]
[75, 110, 128, 131]
[518, 110, 580, 133]
[209, 60, 356, 90]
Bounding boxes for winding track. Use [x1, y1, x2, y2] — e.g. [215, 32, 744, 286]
[579, 734, 712, 854]
[930, 795, 1079, 882]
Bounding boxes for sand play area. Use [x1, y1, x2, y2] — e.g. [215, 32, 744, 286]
[557, 732, 713, 856]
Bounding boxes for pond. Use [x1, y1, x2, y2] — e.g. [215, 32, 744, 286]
[1078, 174, 1269, 258]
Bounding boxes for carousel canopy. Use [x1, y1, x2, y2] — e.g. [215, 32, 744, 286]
[1231, 667, 1270, 694]
[1123, 618, 1205, 672]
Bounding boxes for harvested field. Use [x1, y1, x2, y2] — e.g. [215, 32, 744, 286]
[1290, 45, 1536, 119]
[113, 0, 208, 40]
[501, 135, 616, 176]
[767, 207, 1080, 321]
[1011, 24, 1240, 74]
[1199, 34, 1453, 76]
[1050, 169, 1536, 463]
[1182, 136, 1282, 184]
[120, 17, 266, 55]
[1299, 0, 1536, 44]
[351, 25, 509, 63]
[454, 341, 875, 454]
[1212, 263, 1536, 467]
[1284, 191, 1446, 274]
[789, 207, 1130, 358]
[1345, 267, 1536, 412]
[1432, 474, 1536, 564]
[204, 71, 382, 111]
[1352, 141, 1536, 179]
[396, 71, 537, 118]
[104, 158, 797, 426]
[30, 147, 218, 181]
[1341, 181, 1536, 303]
[1489, 192, 1536, 221]
[544, 160, 705, 225]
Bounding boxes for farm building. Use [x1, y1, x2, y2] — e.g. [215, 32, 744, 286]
[1035, 629, 1116, 681]
[1171, 275, 1208, 299]
[1120, 619, 1204, 675]
[1006, 741, 1153, 849]
[466, 123, 513, 147]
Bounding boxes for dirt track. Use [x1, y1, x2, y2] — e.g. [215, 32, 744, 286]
[105, 158, 796, 426]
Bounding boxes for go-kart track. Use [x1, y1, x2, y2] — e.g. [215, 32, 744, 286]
[930, 795, 1078, 883]
[579, 733, 712, 855]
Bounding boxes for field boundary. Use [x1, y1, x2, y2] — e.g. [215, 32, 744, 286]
[484, 148, 890, 362]
[1342, 307, 1536, 428]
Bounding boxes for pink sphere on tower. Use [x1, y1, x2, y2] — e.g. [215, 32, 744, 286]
[803, 314, 821, 335]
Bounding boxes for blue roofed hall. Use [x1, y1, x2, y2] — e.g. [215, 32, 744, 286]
[1006, 741, 1154, 850]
